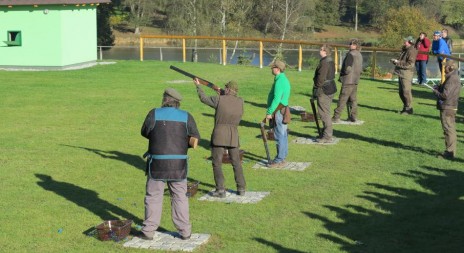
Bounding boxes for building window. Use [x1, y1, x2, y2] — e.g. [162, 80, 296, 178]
[4, 31, 21, 46]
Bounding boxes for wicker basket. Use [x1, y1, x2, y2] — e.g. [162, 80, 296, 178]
[96, 220, 132, 241]
[300, 112, 315, 122]
[222, 149, 245, 163]
[186, 181, 199, 198]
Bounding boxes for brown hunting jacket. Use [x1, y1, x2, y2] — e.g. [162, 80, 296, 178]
[435, 69, 462, 110]
[393, 45, 418, 79]
[196, 86, 243, 147]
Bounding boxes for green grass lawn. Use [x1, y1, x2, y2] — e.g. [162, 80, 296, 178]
[1, 61, 463, 253]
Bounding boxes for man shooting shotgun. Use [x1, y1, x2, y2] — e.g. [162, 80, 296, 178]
[170, 65, 224, 94]
[193, 78, 246, 198]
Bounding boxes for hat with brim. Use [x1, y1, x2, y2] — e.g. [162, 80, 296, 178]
[433, 31, 441, 36]
[225, 80, 238, 92]
[164, 88, 182, 101]
[403, 36, 415, 43]
[269, 60, 286, 72]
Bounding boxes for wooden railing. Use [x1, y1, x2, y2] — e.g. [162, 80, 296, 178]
[139, 34, 464, 82]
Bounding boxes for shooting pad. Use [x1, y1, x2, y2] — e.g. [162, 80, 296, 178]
[198, 189, 270, 204]
[123, 232, 210, 252]
[332, 120, 364, 125]
[292, 137, 341, 145]
[252, 160, 310, 171]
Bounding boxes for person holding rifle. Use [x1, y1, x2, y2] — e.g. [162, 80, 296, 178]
[194, 78, 246, 198]
[266, 60, 291, 168]
[432, 60, 461, 160]
[313, 44, 337, 143]
[332, 39, 363, 123]
[390, 36, 418, 115]
[138, 88, 200, 240]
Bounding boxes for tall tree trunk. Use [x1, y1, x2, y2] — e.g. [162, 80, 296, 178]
[355, 0, 358, 32]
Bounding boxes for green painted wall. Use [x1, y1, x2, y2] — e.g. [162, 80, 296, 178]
[0, 5, 97, 67]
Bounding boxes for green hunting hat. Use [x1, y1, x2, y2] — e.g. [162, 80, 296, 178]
[269, 60, 286, 72]
[225, 80, 238, 91]
[403, 36, 415, 44]
[164, 88, 182, 101]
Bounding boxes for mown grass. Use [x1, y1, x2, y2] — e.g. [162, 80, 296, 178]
[0, 61, 463, 253]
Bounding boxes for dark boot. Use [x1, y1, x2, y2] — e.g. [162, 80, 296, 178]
[210, 190, 226, 198]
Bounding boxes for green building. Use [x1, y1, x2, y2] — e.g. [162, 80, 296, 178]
[0, 0, 110, 70]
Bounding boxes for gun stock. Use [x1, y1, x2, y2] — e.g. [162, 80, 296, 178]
[169, 65, 224, 93]
[260, 119, 272, 165]
[310, 98, 322, 138]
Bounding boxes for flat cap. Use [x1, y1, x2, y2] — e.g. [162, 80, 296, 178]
[225, 80, 238, 91]
[403, 36, 415, 43]
[164, 88, 182, 101]
[269, 60, 286, 72]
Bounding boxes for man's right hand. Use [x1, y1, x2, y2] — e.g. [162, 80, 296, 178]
[266, 114, 273, 120]
[193, 77, 200, 86]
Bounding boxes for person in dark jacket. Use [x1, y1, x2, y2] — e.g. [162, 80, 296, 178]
[391, 36, 418, 115]
[332, 39, 363, 122]
[433, 60, 461, 160]
[138, 88, 200, 240]
[313, 44, 337, 143]
[194, 78, 246, 197]
[414, 32, 431, 85]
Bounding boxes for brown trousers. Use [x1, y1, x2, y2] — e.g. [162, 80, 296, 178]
[333, 85, 357, 120]
[317, 92, 334, 139]
[398, 76, 413, 110]
[211, 146, 246, 191]
[440, 109, 457, 154]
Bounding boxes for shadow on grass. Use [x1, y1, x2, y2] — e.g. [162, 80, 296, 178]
[62, 145, 145, 172]
[35, 173, 143, 224]
[304, 166, 464, 252]
[333, 129, 464, 162]
[253, 238, 307, 253]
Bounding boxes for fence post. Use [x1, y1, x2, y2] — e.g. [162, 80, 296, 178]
[259, 41, 263, 69]
[371, 50, 377, 79]
[441, 58, 446, 84]
[298, 45, 302, 72]
[160, 48, 163, 61]
[99, 46, 102, 61]
[140, 37, 144, 62]
[182, 38, 186, 63]
[222, 40, 227, 66]
[334, 47, 338, 74]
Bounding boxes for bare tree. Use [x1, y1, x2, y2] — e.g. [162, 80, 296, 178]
[123, 0, 158, 34]
[273, 0, 303, 58]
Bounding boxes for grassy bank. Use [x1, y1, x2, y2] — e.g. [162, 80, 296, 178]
[0, 61, 463, 253]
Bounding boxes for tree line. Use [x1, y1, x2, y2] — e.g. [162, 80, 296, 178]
[98, 0, 463, 49]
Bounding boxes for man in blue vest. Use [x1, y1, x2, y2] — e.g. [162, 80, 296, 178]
[138, 88, 200, 240]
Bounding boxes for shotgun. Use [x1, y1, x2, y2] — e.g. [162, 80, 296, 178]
[260, 118, 272, 165]
[310, 98, 322, 138]
[347, 101, 352, 119]
[170, 65, 224, 94]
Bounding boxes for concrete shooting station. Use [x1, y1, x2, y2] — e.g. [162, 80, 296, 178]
[0, 0, 110, 70]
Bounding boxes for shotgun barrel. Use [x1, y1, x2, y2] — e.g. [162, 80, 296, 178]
[310, 98, 322, 138]
[169, 65, 224, 93]
[260, 119, 272, 165]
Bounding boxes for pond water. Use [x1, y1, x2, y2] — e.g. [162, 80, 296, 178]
[98, 46, 463, 79]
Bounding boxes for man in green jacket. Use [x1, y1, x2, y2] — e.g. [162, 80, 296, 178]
[266, 60, 291, 167]
[433, 60, 461, 160]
